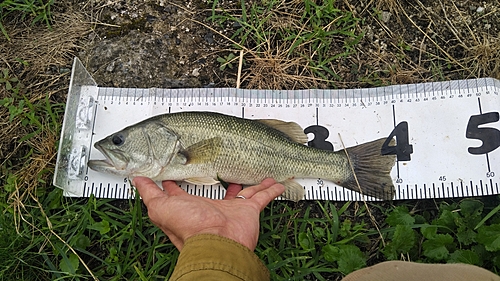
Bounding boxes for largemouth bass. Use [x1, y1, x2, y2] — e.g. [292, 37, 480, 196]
[88, 111, 396, 201]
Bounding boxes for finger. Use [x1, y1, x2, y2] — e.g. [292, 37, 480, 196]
[132, 177, 165, 206]
[250, 183, 285, 211]
[224, 183, 243, 200]
[236, 178, 277, 199]
[161, 181, 187, 197]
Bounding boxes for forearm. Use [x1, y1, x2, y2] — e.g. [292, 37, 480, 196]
[170, 234, 270, 281]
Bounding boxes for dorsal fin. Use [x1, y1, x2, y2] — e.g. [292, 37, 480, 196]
[256, 119, 307, 144]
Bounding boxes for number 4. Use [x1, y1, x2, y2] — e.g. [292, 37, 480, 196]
[381, 121, 413, 161]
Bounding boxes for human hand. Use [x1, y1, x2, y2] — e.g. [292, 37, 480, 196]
[132, 177, 285, 251]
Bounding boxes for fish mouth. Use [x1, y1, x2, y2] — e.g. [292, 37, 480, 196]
[88, 142, 126, 172]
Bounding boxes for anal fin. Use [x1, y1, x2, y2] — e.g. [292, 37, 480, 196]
[185, 177, 220, 186]
[280, 179, 305, 202]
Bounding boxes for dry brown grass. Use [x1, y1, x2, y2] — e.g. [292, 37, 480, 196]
[0, 11, 90, 230]
[0, 12, 88, 79]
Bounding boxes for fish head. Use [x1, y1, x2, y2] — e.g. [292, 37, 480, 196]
[88, 121, 181, 178]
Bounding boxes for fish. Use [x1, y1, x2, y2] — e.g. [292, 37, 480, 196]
[88, 111, 396, 201]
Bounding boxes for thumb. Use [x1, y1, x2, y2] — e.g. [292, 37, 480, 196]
[132, 177, 164, 206]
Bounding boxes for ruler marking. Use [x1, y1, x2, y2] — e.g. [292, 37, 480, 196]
[97, 183, 102, 198]
[486, 153, 492, 173]
[106, 183, 110, 198]
[490, 179, 494, 195]
[478, 96, 493, 175]
[122, 183, 126, 199]
[83, 182, 87, 197]
[391, 105, 401, 179]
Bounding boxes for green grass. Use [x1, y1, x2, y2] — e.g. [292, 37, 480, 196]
[0, 0, 53, 40]
[3, 187, 499, 280]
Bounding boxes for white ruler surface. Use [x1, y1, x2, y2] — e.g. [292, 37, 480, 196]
[54, 58, 500, 201]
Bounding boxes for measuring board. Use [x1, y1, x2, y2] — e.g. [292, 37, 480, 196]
[54, 58, 500, 201]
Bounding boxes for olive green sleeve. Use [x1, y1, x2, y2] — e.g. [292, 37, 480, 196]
[169, 234, 270, 281]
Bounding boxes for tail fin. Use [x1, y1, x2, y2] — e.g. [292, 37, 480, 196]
[342, 138, 396, 200]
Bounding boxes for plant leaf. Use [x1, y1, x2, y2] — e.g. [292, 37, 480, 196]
[456, 226, 477, 246]
[322, 244, 366, 275]
[422, 233, 454, 260]
[87, 220, 110, 235]
[386, 206, 415, 226]
[298, 231, 313, 250]
[460, 199, 483, 218]
[59, 253, 79, 274]
[448, 249, 481, 266]
[476, 224, 500, 251]
[382, 224, 416, 260]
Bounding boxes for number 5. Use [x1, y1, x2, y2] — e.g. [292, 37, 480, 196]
[466, 112, 500, 155]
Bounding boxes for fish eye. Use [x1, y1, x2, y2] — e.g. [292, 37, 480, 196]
[112, 134, 125, 146]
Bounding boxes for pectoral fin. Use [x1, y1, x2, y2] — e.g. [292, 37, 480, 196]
[182, 137, 222, 164]
[280, 179, 305, 202]
[185, 177, 220, 186]
[256, 119, 308, 144]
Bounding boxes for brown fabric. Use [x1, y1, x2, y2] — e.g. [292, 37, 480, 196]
[169, 234, 270, 281]
[342, 261, 500, 281]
